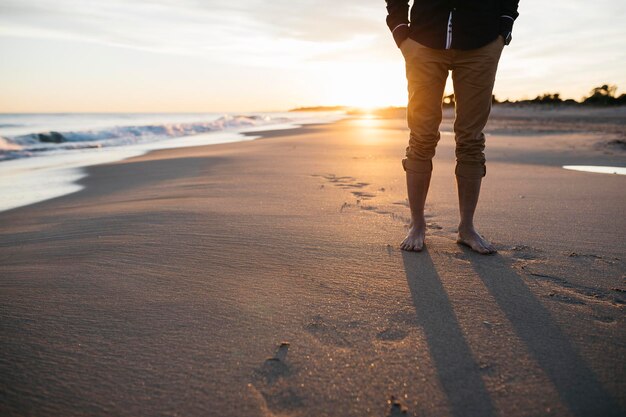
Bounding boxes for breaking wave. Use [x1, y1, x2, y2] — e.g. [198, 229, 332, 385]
[0, 114, 290, 161]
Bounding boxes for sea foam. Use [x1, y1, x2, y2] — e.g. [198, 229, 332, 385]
[0, 114, 288, 161]
[0, 111, 346, 212]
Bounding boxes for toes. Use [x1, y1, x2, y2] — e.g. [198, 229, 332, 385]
[471, 241, 488, 254]
[477, 245, 491, 254]
[400, 238, 424, 252]
[479, 238, 496, 254]
[458, 231, 497, 255]
[458, 236, 490, 254]
[477, 242, 497, 255]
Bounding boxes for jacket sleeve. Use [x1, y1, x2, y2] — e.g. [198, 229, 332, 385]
[500, 0, 520, 20]
[499, 0, 519, 44]
[385, 0, 410, 48]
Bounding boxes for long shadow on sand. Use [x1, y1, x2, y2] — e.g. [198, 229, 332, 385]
[402, 250, 496, 417]
[466, 252, 623, 417]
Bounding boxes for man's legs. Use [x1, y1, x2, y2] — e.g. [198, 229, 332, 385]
[400, 38, 450, 251]
[401, 170, 431, 251]
[451, 37, 504, 254]
[456, 176, 496, 253]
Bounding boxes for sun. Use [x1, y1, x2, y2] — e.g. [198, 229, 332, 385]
[320, 61, 408, 109]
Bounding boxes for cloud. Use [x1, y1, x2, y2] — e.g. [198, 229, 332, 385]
[0, 0, 387, 66]
[1, 0, 624, 102]
[496, 0, 626, 98]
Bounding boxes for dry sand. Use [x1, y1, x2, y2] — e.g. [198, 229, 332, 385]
[1, 107, 625, 416]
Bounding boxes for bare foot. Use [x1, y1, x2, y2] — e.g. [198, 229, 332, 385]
[400, 220, 426, 251]
[457, 226, 496, 254]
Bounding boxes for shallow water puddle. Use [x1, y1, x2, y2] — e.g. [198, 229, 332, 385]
[562, 165, 626, 175]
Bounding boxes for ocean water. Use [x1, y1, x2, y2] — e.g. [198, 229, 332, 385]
[562, 165, 626, 175]
[0, 112, 344, 212]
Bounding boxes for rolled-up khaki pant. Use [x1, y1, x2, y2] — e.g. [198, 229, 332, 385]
[400, 36, 504, 178]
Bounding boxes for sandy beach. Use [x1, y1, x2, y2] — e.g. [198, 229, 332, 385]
[1, 107, 625, 416]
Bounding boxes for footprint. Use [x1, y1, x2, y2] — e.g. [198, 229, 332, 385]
[390, 213, 411, 225]
[426, 222, 443, 230]
[506, 245, 545, 260]
[250, 343, 304, 415]
[525, 269, 626, 305]
[569, 252, 603, 259]
[376, 328, 408, 342]
[546, 292, 586, 305]
[338, 182, 370, 189]
[440, 250, 472, 263]
[304, 315, 352, 348]
[351, 191, 376, 200]
[321, 174, 356, 184]
[254, 342, 292, 384]
[568, 252, 620, 265]
[315, 173, 417, 227]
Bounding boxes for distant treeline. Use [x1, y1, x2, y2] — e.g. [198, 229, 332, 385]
[290, 84, 625, 113]
[444, 84, 626, 107]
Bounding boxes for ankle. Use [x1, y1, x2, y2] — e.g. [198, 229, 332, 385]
[458, 222, 475, 233]
[410, 215, 426, 228]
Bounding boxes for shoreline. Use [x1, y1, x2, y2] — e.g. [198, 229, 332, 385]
[2, 103, 624, 214]
[0, 117, 346, 214]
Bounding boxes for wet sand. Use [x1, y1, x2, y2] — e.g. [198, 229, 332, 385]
[1, 108, 625, 416]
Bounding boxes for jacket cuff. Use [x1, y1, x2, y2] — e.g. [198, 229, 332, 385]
[391, 24, 410, 48]
[500, 15, 514, 37]
[499, 16, 514, 45]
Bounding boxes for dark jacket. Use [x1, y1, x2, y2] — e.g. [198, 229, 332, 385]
[385, 0, 519, 50]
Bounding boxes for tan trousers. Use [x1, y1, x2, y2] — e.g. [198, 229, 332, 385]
[400, 36, 504, 178]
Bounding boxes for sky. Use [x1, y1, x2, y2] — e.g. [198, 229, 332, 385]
[0, 0, 625, 112]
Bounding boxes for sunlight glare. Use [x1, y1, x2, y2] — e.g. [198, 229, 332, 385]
[321, 62, 406, 109]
